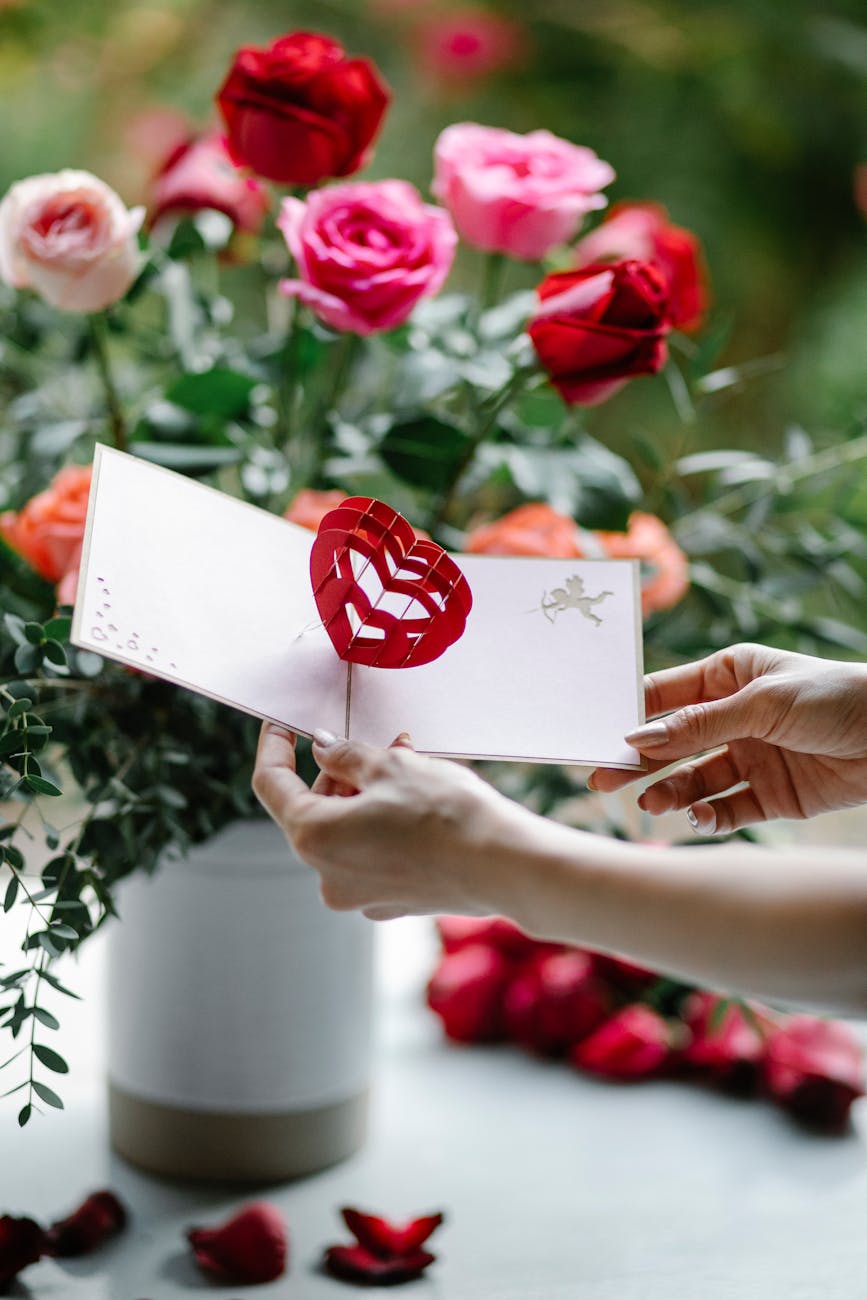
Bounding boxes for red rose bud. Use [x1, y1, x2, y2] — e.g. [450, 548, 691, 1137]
[682, 993, 772, 1094]
[341, 1208, 443, 1257]
[324, 1243, 436, 1284]
[216, 31, 390, 186]
[435, 914, 554, 960]
[0, 1215, 46, 1289]
[323, 1206, 443, 1284]
[762, 1016, 865, 1132]
[570, 1004, 672, 1079]
[592, 952, 659, 997]
[503, 951, 611, 1056]
[426, 943, 512, 1043]
[45, 1190, 127, 1257]
[528, 259, 671, 407]
[187, 1202, 288, 1285]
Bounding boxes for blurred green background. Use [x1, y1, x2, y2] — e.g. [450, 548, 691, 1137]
[1, 0, 865, 462]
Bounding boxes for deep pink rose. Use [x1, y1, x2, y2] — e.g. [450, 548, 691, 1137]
[570, 1004, 672, 1080]
[574, 201, 709, 332]
[682, 993, 772, 1094]
[503, 951, 611, 1056]
[425, 943, 512, 1043]
[528, 260, 671, 406]
[432, 122, 614, 261]
[416, 11, 523, 86]
[216, 31, 390, 186]
[0, 170, 143, 312]
[149, 133, 269, 235]
[278, 180, 456, 335]
[762, 1015, 865, 1131]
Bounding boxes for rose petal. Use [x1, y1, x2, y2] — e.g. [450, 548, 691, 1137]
[324, 1242, 436, 1284]
[0, 1215, 46, 1289]
[46, 1190, 127, 1257]
[341, 1207, 444, 1257]
[186, 1202, 288, 1284]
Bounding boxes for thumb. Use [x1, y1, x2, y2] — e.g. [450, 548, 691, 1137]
[312, 729, 387, 788]
[625, 690, 761, 758]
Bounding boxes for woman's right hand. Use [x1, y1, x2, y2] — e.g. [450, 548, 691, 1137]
[590, 643, 867, 834]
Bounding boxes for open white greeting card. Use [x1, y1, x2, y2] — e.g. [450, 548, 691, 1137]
[71, 446, 645, 768]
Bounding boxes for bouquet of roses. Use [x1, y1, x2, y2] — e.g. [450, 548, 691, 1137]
[1, 28, 866, 1125]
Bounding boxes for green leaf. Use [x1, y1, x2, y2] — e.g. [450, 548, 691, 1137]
[33, 1044, 68, 1073]
[40, 971, 81, 1000]
[379, 417, 472, 493]
[167, 368, 257, 419]
[23, 621, 44, 645]
[3, 876, 18, 913]
[35, 932, 62, 957]
[43, 616, 71, 643]
[48, 923, 78, 940]
[3, 846, 24, 871]
[43, 640, 67, 667]
[14, 643, 41, 674]
[0, 732, 25, 758]
[7, 697, 32, 718]
[32, 1007, 60, 1030]
[32, 1080, 63, 1109]
[3, 614, 28, 648]
[17, 1104, 31, 1127]
[25, 775, 62, 797]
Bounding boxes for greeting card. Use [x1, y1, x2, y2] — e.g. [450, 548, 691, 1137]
[71, 446, 645, 767]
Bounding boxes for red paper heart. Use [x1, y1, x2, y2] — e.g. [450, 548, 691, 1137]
[310, 497, 472, 668]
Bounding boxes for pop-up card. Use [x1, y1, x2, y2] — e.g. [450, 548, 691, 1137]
[71, 446, 645, 767]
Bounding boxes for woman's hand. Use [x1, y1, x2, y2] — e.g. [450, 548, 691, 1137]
[590, 643, 867, 833]
[253, 725, 518, 920]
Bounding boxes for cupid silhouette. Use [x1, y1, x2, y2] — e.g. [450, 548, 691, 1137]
[539, 574, 613, 626]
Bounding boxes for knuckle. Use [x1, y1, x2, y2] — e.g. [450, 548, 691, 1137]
[319, 879, 354, 912]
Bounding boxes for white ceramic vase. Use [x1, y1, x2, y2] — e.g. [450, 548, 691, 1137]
[106, 818, 374, 1182]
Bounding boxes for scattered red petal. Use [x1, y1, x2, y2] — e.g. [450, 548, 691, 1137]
[0, 1215, 46, 1289]
[324, 1242, 435, 1285]
[341, 1208, 443, 1257]
[186, 1202, 288, 1284]
[46, 1189, 128, 1257]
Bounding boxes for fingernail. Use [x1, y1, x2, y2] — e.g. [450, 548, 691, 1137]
[586, 772, 598, 791]
[396, 731, 412, 744]
[687, 805, 716, 835]
[313, 729, 338, 748]
[625, 721, 669, 747]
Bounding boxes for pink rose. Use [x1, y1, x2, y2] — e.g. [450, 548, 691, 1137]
[0, 170, 143, 312]
[503, 951, 611, 1056]
[149, 133, 270, 236]
[432, 123, 615, 261]
[570, 1004, 672, 1080]
[278, 181, 456, 335]
[762, 1015, 865, 1132]
[574, 201, 709, 332]
[415, 11, 523, 87]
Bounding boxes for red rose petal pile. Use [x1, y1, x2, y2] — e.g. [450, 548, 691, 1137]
[0, 1190, 129, 1290]
[323, 1207, 444, 1285]
[427, 916, 866, 1131]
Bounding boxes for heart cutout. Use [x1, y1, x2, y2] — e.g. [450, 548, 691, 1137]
[310, 497, 472, 668]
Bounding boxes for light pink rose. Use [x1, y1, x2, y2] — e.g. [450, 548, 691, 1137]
[432, 123, 615, 261]
[149, 133, 270, 235]
[0, 170, 144, 312]
[278, 180, 456, 335]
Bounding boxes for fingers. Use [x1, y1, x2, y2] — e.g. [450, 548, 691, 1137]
[253, 722, 318, 823]
[687, 788, 767, 836]
[588, 757, 670, 794]
[311, 728, 392, 790]
[390, 731, 414, 750]
[624, 685, 763, 761]
[643, 644, 771, 718]
[637, 748, 741, 816]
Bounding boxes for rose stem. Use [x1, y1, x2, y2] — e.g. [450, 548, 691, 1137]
[480, 251, 507, 311]
[88, 314, 127, 453]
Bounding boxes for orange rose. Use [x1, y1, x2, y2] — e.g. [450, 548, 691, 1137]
[1, 464, 91, 605]
[465, 501, 586, 558]
[597, 511, 688, 616]
[284, 488, 431, 540]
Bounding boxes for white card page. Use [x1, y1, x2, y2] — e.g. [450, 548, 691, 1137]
[72, 446, 645, 768]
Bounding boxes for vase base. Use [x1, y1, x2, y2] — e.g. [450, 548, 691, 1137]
[108, 1084, 369, 1184]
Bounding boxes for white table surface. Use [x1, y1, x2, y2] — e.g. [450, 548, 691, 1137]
[2, 914, 867, 1300]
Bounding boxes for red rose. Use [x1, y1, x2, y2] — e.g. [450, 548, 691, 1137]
[149, 133, 270, 236]
[425, 943, 512, 1042]
[570, 1004, 672, 1079]
[574, 201, 710, 332]
[504, 950, 611, 1056]
[762, 1016, 865, 1132]
[682, 993, 772, 1094]
[216, 31, 391, 186]
[435, 914, 548, 961]
[0, 1215, 46, 1290]
[528, 260, 671, 407]
[187, 1202, 288, 1284]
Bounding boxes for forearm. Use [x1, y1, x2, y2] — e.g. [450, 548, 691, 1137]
[475, 802, 867, 1015]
